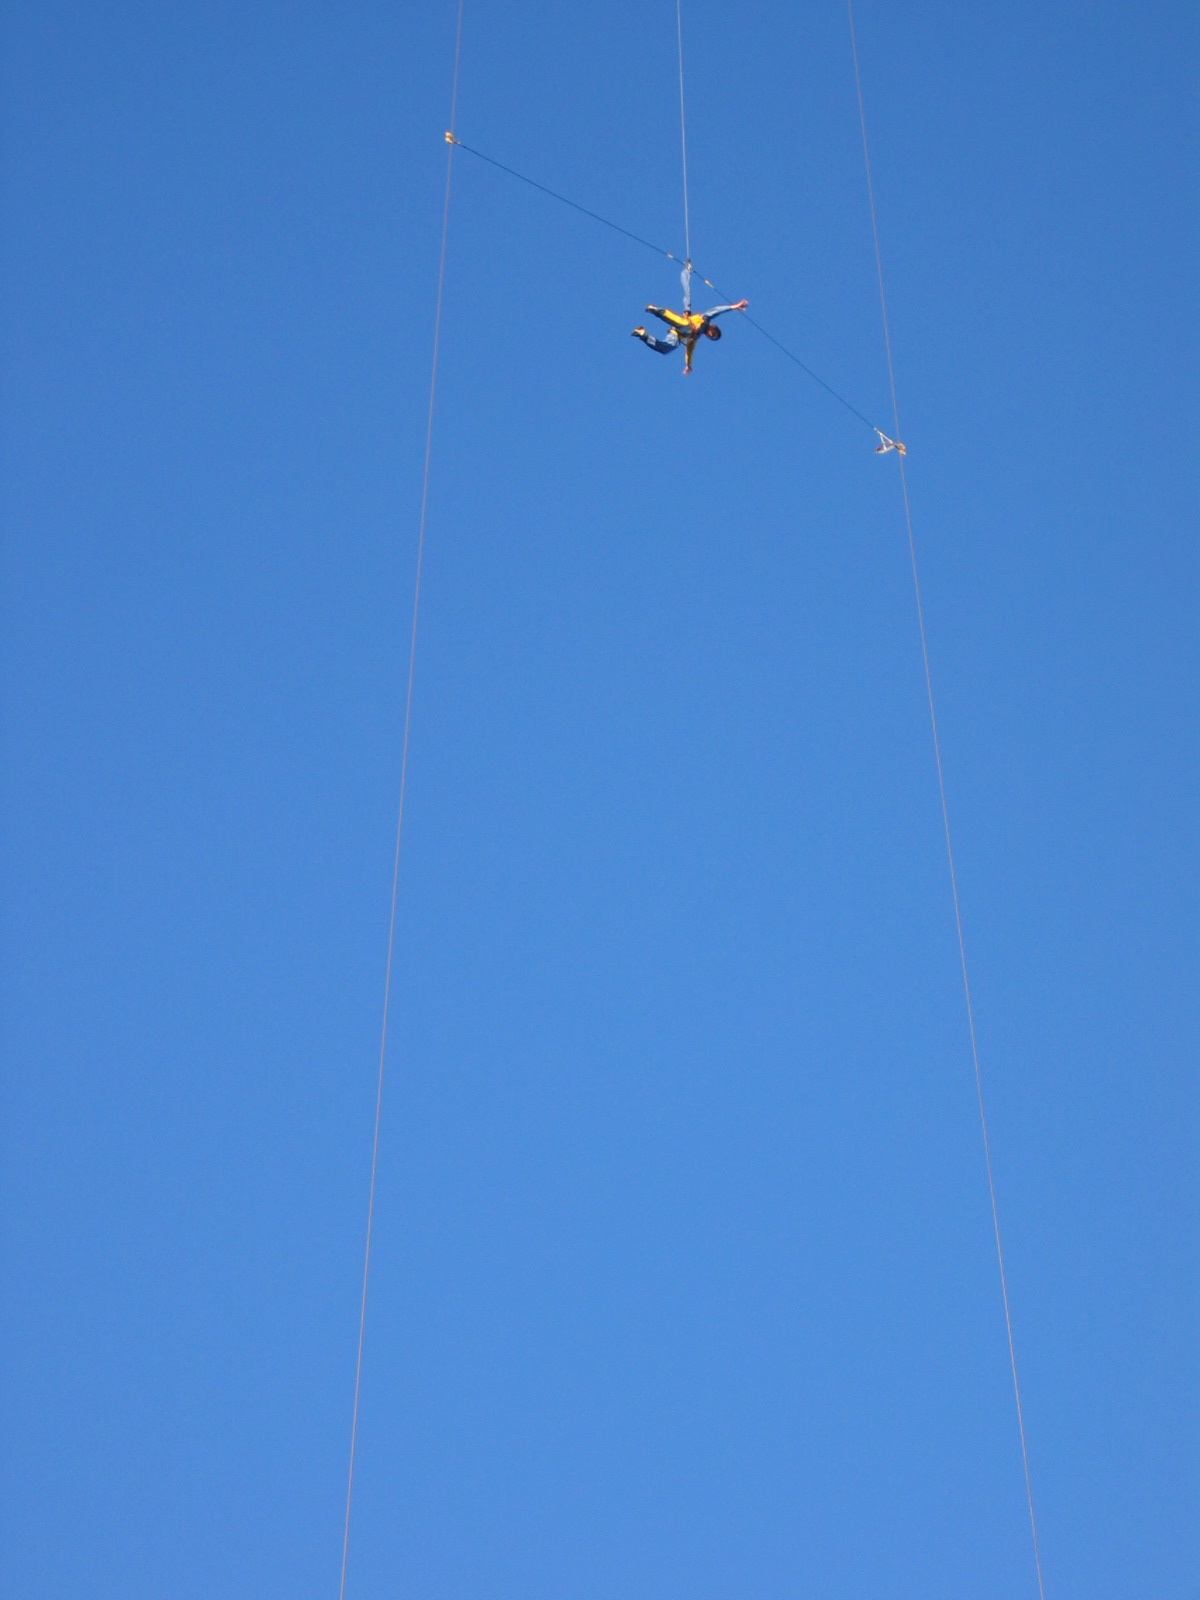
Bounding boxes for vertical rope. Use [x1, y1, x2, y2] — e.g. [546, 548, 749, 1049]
[675, 0, 691, 265]
[336, 4, 465, 1595]
[845, 5, 1047, 1596]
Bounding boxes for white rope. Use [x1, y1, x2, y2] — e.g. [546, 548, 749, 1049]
[336, 3, 465, 1595]
[845, 5, 1047, 1596]
[675, 0, 691, 266]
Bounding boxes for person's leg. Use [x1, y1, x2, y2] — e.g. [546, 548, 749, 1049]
[651, 307, 691, 332]
[632, 326, 677, 354]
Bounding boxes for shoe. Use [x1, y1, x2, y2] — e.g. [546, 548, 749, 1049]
[645, 305, 661, 315]
[632, 326, 646, 338]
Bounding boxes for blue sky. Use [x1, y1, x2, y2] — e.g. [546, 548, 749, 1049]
[1, 2, 1195, 1597]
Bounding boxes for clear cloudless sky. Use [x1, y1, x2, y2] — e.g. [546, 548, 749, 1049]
[1, 2, 1195, 1597]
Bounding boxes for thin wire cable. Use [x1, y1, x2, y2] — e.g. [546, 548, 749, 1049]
[846, 5, 1046, 1596]
[447, 137, 887, 436]
[675, 0, 692, 265]
[337, 5, 464, 1596]
[741, 311, 879, 432]
[446, 135, 678, 262]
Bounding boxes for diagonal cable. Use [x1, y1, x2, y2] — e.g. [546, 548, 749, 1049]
[448, 135, 888, 438]
[446, 134, 678, 263]
[337, 4, 464, 1596]
[847, 5, 1047, 1595]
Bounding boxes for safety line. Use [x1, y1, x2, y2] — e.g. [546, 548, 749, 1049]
[846, 5, 1047, 1596]
[675, 0, 692, 265]
[741, 312, 879, 432]
[446, 135, 888, 439]
[446, 136, 678, 264]
[337, 4, 464, 1597]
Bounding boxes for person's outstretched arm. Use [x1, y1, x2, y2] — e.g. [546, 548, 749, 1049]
[702, 299, 749, 319]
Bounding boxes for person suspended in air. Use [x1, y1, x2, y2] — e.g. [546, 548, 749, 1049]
[632, 262, 748, 374]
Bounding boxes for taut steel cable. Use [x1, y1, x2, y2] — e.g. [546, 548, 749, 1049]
[846, 4, 1047, 1594]
[337, 3, 465, 1595]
